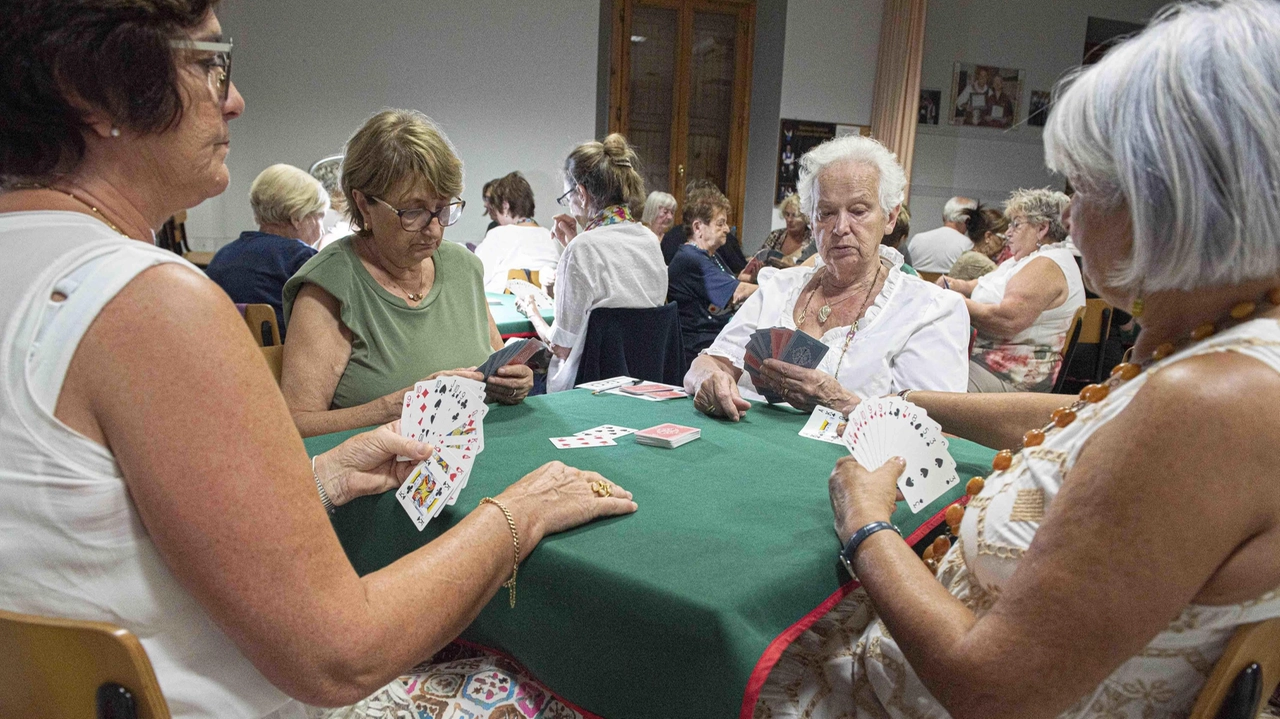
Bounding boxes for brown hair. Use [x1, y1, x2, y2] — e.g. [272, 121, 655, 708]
[682, 187, 732, 235]
[341, 109, 464, 235]
[486, 171, 536, 219]
[564, 133, 646, 213]
[963, 206, 1009, 242]
[0, 0, 217, 184]
[883, 203, 911, 250]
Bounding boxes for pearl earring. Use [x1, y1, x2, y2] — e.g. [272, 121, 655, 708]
[109, 128, 121, 137]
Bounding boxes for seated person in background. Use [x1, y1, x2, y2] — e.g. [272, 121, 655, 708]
[0, 4, 637, 717]
[204, 164, 324, 336]
[518, 133, 668, 392]
[947, 205, 1009, 280]
[668, 188, 759, 370]
[902, 195, 977, 272]
[936, 187, 1084, 392]
[661, 179, 749, 275]
[641, 190, 677, 239]
[473, 171, 561, 293]
[684, 135, 970, 421]
[880, 202, 910, 252]
[743, 193, 815, 282]
[283, 110, 533, 438]
[761, 5, 1280, 716]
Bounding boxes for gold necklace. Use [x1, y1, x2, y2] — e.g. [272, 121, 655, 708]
[799, 265, 882, 326]
[30, 185, 126, 236]
[360, 236, 427, 302]
[921, 286, 1280, 571]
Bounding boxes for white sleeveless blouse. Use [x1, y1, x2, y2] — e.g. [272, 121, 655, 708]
[759, 318, 1280, 718]
[0, 212, 301, 718]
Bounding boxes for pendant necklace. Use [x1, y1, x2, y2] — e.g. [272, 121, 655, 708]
[361, 236, 426, 302]
[799, 265, 882, 326]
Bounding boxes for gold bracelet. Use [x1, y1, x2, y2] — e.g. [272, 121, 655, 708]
[480, 497, 520, 608]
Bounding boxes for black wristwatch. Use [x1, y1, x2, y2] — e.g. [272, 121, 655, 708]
[839, 521, 900, 579]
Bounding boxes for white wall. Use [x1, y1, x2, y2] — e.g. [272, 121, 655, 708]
[908, 0, 1166, 236]
[189, 0, 600, 251]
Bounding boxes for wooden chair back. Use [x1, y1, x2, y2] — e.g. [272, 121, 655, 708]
[917, 271, 942, 284]
[0, 608, 170, 719]
[1079, 298, 1112, 345]
[505, 269, 541, 289]
[261, 345, 284, 386]
[242, 304, 281, 348]
[1188, 617, 1280, 719]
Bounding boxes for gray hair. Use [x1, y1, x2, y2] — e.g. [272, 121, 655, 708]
[1044, 0, 1280, 294]
[943, 196, 978, 224]
[797, 135, 906, 220]
[249, 164, 329, 226]
[1004, 188, 1070, 243]
[641, 191, 677, 225]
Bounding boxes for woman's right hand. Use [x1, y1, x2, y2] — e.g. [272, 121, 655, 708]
[498, 461, 637, 541]
[695, 371, 751, 422]
[551, 214, 579, 246]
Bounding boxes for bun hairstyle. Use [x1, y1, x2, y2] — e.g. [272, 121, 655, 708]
[960, 204, 1007, 242]
[564, 133, 647, 214]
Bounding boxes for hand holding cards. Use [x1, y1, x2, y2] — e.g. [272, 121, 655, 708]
[477, 338, 552, 379]
[841, 397, 958, 513]
[397, 376, 489, 530]
[743, 327, 829, 403]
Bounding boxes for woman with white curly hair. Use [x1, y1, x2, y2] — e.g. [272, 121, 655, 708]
[759, 2, 1280, 717]
[683, 135, 970, 419]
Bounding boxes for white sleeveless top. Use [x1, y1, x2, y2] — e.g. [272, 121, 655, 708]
[0, 212, 300, 718]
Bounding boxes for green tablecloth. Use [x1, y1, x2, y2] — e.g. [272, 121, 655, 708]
[305, 391, 995, 718]
[487, 291, 554, 337]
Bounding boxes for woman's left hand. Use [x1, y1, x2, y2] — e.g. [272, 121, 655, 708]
[758, 358, 854, 413]
[314, 421, 435, 507]
[829, 455, 906, 544]
[486, 364, 533, 405]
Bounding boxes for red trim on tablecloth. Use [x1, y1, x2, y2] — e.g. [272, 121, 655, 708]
[737, 497, 969, 719]
[453, 638, 606, 719]
[499, 331, 538, 340]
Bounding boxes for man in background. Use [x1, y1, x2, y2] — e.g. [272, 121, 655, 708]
[903, 196, 977, 273]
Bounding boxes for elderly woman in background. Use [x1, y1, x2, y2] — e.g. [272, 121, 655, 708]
[684, 135, 970, 420]
[946, 205, 1008, 280]
[204, 163, 325, 336]
[760, 4, 1280, 717]
[283, 110, 534, 437]
[667, 187, 759, 370]
[473, 171, 561, 293]
[641, 190, 677, 239]
[518, 133, 668, 392]
[0, 3, 636, 718]
[937, 188, 1084, 392]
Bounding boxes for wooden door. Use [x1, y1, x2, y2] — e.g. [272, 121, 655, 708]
[609, 0, 756, 225]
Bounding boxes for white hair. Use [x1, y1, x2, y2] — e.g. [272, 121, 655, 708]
[796, 135, 906, 221]
[641, 191, 677, 225]
[942, 196, 978, 223]
[250, 164, 329, 226]
[1044, 0, 1280, 294]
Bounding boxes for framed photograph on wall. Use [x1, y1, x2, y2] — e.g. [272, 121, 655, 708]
[949, 63, 1024, 129]
[918, 89, 941, 125]
[1028, 90, 1053, 127]
[776, 119, 837, 203]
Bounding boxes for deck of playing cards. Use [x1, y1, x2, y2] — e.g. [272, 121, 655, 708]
[635, 423, 701, 448]
[611, 381, 688, 401]
[743, 327, 829, 403]
[395, 376, 489, 530]
[476, 338, 552, 379]
[841, 397, 958, 514]
[575, 376, 640, 393]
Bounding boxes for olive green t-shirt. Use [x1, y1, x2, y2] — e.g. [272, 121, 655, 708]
[283, 237, 492, 410]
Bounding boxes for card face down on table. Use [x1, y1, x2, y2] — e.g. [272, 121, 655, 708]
[396, 376, 489, 529]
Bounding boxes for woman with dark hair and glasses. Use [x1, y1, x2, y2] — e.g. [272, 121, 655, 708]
[283, 109, 535, 437]
[0, 4, 636, 717]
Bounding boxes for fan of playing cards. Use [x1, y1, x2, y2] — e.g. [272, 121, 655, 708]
[743, 327, 829, 403]
[477, 338, 551, 378]
[841, 396, 959, 514]
[396, 376, 489, 531]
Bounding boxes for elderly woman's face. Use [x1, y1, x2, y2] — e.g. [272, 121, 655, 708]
[655, 205, 675, 231]
[782, 206, 806, 234]
[1005, 214, 1047, 259]
[813, 159, 898, 279]
[356, 183, 450, 264]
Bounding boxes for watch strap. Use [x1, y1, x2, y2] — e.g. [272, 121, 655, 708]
[839, 521, 900, 577]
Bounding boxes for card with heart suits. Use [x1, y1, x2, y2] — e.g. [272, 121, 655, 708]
[396, 376, 489, 530]
[841, 396, 958, 513]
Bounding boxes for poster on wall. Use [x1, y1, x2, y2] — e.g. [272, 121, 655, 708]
[775, 120, 870, 203]
[1028, 90, 1053, 127]
[949, 63, 1024, 129]
[918, 89, 941, 125]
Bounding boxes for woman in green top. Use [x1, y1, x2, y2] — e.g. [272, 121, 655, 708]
[283, 110, 533, 438]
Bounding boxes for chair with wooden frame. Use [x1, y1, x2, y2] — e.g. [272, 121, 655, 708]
[261, 345, 284, 385]
[241, 304, 281, 348]
[505, 269, 541, 289]
[1051, 300, 1113, 393]
[917, 270, 943, 285]
[1188, 617, 1280, 719]
[0, 608, 170, 719]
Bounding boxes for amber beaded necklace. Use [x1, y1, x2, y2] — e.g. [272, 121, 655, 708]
[921, 287, 1280, 570]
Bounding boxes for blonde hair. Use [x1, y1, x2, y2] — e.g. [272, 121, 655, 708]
[642, 191, 677, 225]
[777, 193, 803, 219]
[342, 109, 464, 235]
[249, 164, 329, 226]
[564, 133, 646, 213]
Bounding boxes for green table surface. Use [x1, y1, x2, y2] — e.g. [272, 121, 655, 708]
[487, 291, 555, 337]
[305, 391, 995, 718]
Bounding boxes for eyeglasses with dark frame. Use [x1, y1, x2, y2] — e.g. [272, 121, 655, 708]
[556, 186, 578, 207]
[170, 39, 234, 104]
[370, 195, 466, 231]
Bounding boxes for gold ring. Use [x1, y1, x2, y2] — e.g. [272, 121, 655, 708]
[590, 480, 612, 498]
